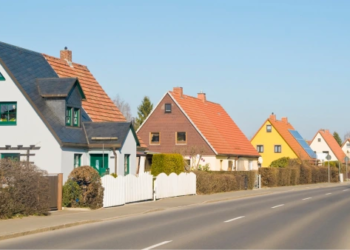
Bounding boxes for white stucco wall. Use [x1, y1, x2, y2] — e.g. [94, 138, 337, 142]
[310, 133, 337, 161]
[190, 155, 258, 171]
[342, 142, 350, 159]
[61, 148, 88, 182]
[0, 63, 62, 174]
[117, 129, 137, 176]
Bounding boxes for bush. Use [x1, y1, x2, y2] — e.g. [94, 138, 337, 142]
[151, 154, 185, 176]
[110, 173, 118, 178]
[0, 159, 50, 219]
[63, 166, 104, 209]
[270, 157, 290, 168]
[259, 168, 279, 187]
[194, 170, 256, 194]
[278, 168, 291, 186]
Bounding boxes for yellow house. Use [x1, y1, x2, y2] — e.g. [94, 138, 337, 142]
[251, 114, 316, 167]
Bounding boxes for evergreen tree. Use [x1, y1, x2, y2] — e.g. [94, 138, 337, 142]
[333, 131, 342, 146]
[134, 96, 153, 130]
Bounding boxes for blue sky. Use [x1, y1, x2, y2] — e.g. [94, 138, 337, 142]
[2, 0, 350, 140]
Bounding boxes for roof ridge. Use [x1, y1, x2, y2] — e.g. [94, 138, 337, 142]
[170, 91, 220, 105]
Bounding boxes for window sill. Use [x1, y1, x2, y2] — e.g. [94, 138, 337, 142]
[0, 122, 16, 126]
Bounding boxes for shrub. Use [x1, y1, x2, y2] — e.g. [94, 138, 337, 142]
[151, 154, 185, 176]
[270, 157, 290, 168]
[0, 159, 50, 219]
[278, 168, 291, 186]
[63, 166, 104, 209]
[259, 167, 279, 187]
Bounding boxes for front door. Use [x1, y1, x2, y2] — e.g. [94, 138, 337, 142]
[90, 154, 109, 176]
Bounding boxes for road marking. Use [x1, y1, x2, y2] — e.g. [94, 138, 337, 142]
[302, 197, 312, 200]
[143, 241, 173, 250]
[224, 216, 245, 223]
[271, 204, 284, 209]
[325, 193, 332, 195]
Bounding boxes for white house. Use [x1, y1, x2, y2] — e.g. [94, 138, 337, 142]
[342, 139, 350, 160]
[309, 129, 346, 164]
[0, 41, 141, 181]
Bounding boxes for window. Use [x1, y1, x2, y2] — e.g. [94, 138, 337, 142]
[347, 143, 350, 148]
[274, 145, 281, 153]
[150, 132, 160, 145]
[257, 145, 264, 153]
[176, 132, 187, 144]
[74, 154, 82, 168]
[318, 138, 321, 142]
[1, 153, 20, 161]
[124, 154, 130, 175]
[0, 72, 5, 81]
[165, 103, 172, 113]
[66, 107, 80, 127]
[266, 125, 272, 132]
[0, 102, 17, 126]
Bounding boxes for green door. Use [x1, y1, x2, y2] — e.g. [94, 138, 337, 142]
[124, 154, 130, 175]
[90, 154, 109, 176]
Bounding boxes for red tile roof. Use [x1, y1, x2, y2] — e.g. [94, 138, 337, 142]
[169, 90, 259, 157]
[264, 115, 314, 160]
[317, 130, 346, 163]
[43, 54, 126, 122]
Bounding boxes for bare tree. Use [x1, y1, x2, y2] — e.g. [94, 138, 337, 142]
[113, 94, 133, 122]
[344, 131, 350, 142]
[173, 145, 207, 170]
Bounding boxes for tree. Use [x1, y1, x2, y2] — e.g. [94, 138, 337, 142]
[333, 131, 342, 146]
[134, 96, 153, 130]
[112, 94, 133, 122]
[344, 131, 350, 142]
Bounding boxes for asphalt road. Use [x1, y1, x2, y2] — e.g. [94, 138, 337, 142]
[1, 185, 350, 249]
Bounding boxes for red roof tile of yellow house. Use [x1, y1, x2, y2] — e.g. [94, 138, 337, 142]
[43, 51, 125, 122]
[169, 87, 259, 157]
[267, 114, 313, 160]
[317, 129, 346, 163]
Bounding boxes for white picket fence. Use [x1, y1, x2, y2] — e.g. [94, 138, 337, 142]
[102, 172, 196, 208]
[102, 173, 153, 208]
[155, 172, 196, 199]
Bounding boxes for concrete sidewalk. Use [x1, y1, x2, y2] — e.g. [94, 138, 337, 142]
[0, 182, 348, 241]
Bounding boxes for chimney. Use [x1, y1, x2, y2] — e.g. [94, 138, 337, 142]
[197, 92, 206, 102]
[269, 112, 276, 121]
[60, 47, 72, 62]
[173, 87, 183, 97]
[281, 117, 288, 124]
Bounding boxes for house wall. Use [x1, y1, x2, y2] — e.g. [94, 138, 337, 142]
[188, 155, 258, 171]
[61, 147, 88, 182]
[310, 133, 337, 162]
[137, 93, 215, 156]
[0, 63, 62, 173]
[251, 121, 297, 167]
[117, 129, 137, 176]
[342, 142, 350, 159]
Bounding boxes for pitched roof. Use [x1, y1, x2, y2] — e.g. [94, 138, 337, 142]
[265, 115, 315, 160]
[342, 138, 350, 148]
[43, 54, 125, 122]
[316, 130, 346, 162]
[36, 78, 85, 99]
[168, 89, 259, 157]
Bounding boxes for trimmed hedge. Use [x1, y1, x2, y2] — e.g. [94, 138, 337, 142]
[63, 166, 104, 209]
[194, 170, 257, 194]
[0, 159, 50, 219]
[151, 153, 185, 176]
[270, 157, 290, 168]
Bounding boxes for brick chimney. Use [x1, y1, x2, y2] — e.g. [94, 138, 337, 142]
[60, 47, 72, 62]
[173, 87, 183, 97]
[281, 117, 288, 124]
[197, 92, 206, 102]
[269, 113, 276, 121]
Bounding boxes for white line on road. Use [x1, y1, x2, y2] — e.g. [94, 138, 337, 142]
[302, 197, 312, 200]
[224, 216, 245, 223]
[271, 204, 284, 209]
[142, 241, 173, 250]
[325, 193, 332, 195]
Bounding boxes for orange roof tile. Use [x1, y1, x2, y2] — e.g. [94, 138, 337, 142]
[43, 54, 126, 122]
[267, 116, 313, 160]
[169, 91, 259, 157]
[317, 130, 346, 163]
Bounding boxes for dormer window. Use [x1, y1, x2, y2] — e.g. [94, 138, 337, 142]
[0, 72, 5, 81]
[165, 103, 172, 113]
[66, 107, 80, 127]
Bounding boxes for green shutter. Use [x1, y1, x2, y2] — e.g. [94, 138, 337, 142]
[73, 108, 80, 127]
[66, 107, 72, 126]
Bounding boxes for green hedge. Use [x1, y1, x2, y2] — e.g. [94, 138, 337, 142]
[194, 170, 257, 194]
[270, 157, 290, 168]
[151, 153, 185, 176]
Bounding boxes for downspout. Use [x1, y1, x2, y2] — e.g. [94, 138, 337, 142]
[112, 148, 117, 175]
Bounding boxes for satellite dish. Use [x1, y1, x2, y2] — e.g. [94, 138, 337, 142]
[326, 154, 331, 160]
[258, 157, 263, 164]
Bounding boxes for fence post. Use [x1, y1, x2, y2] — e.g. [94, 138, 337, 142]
[153, 177, 157, 201]
[258, 174, 261, 189]
[57, 173, 63, 210]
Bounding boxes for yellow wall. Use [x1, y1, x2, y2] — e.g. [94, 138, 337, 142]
[251, 121, 297, 167]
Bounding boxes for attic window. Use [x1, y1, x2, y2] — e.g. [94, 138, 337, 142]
[66, 107, 80, 127]
[318, 138, 321, 142]
[266, 125, 272, 133]
[165, 103, 172, 113]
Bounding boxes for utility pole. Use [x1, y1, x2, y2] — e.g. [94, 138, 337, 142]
[326, 154, 331, 183]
